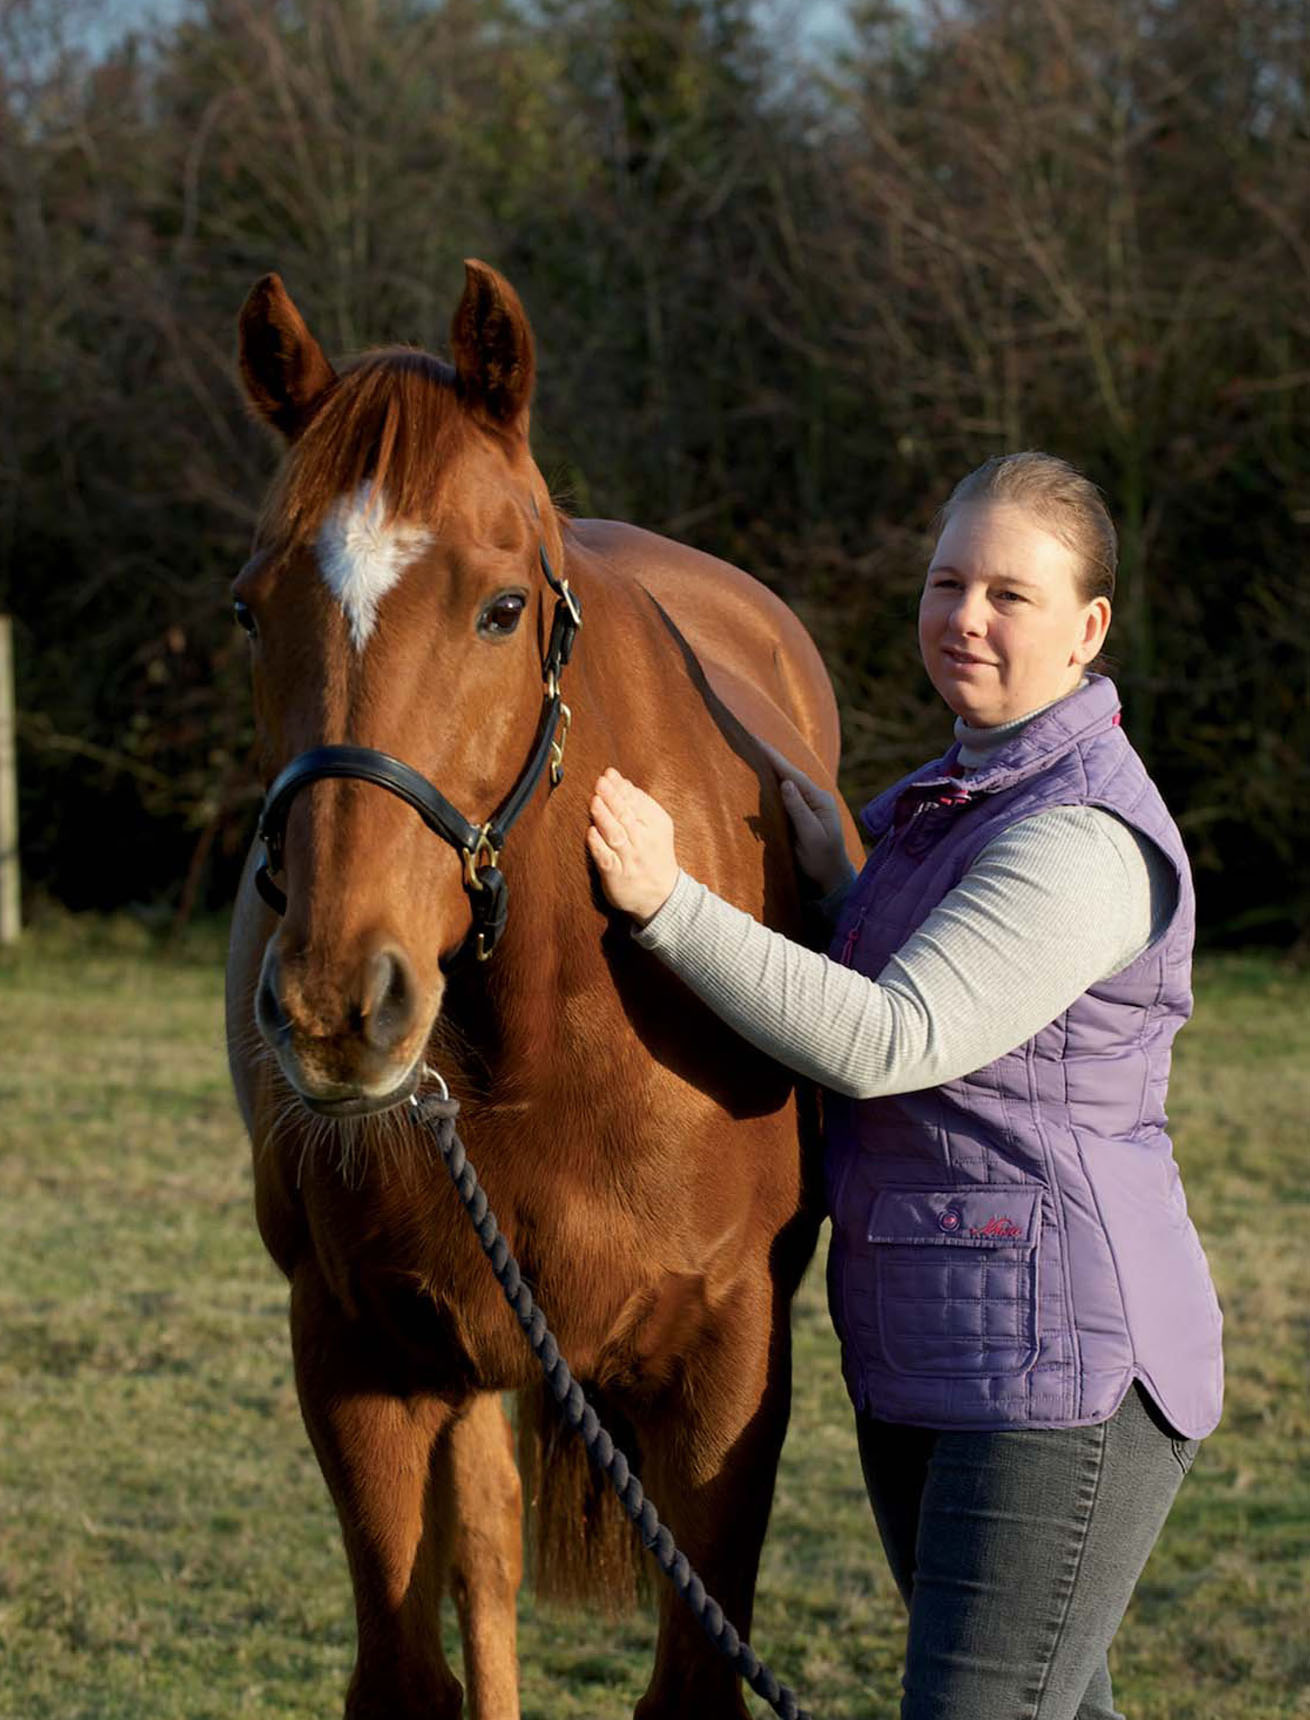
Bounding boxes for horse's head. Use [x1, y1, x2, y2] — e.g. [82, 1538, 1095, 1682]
[235, 262, 568, 1115]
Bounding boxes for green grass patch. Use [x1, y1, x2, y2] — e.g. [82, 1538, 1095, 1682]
[1, 924, 1306, 1717]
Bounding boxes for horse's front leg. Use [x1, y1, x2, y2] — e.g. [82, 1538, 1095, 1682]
[628, 1269, 793, 1720]
[434, 1390, 523, 1719]
[290, 1263, 520, 1720]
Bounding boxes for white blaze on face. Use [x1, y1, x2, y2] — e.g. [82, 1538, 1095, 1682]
[316, 484, 432, 650]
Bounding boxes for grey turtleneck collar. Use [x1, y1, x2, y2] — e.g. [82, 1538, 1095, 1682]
[953, 680, 1088, 770]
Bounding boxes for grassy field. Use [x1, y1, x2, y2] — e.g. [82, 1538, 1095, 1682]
[1, 917, 1307, 1719]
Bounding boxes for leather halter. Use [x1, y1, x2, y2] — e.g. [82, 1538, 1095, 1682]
[254, 538, 580, 964]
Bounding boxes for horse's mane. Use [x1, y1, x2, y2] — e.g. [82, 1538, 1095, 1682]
[262, 348, 464, 542]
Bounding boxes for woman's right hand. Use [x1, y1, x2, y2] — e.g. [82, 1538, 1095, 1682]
[755, 738, 856, 898]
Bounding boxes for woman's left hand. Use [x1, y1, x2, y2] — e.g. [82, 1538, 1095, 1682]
[587, 768, 679, 925]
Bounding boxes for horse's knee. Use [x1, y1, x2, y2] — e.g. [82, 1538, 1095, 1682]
[453, 1469, 523, 1595]
[451, 1525, 520, 1614]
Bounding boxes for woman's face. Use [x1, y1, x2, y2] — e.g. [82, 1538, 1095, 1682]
[918, 501, 1111, 728]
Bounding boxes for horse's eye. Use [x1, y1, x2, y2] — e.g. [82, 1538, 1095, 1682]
[234, 600, 258, 638]
[478, 592, 526, 637]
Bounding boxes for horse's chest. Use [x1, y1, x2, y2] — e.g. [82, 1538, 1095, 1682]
[301, 1165, 657, 1392]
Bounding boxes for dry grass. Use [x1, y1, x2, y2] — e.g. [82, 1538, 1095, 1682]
[1, 919, 1305, 1718]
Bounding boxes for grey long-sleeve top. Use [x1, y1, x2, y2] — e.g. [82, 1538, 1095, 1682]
[631, 710, 1178, 1099]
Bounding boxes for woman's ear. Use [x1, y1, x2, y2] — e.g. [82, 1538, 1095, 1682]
[1074, 597, 1113, 665]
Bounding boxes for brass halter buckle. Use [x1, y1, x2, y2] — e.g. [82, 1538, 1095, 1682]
[549, 701, 572, 786]
[462, 825, 501, 891]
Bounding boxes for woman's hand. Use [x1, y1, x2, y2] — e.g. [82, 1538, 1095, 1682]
[756, 738, 854, 897]
[587, 768, 680, 925]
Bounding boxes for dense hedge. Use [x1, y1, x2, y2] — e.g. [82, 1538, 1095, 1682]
[4, 0, 1307, 942]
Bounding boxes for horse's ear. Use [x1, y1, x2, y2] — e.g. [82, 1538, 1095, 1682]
[238, 273, 338, 441]
[451, 260, 535, 436]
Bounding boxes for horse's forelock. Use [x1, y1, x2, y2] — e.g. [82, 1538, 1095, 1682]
[260, 349, 465, 545]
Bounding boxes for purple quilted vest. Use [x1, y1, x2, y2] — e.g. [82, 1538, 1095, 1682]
[825, 675, 1223, 1438]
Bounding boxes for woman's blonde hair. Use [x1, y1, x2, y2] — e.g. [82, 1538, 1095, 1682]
[934, 451, 1117, 604]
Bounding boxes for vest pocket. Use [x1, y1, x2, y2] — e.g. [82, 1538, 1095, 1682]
[866, 1186, 1043, 1378]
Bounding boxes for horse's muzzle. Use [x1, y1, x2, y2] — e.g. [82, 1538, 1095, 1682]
[256, 938, 436, 1115]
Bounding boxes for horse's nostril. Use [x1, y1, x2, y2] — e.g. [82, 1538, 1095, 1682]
[362, 947, 418, 1051]
[255, 961, 290, 1044]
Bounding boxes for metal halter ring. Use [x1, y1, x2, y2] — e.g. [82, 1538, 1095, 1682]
[411, 1064, 450, 1103]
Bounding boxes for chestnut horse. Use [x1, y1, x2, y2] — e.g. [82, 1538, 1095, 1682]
[225, 260, 859, 1720]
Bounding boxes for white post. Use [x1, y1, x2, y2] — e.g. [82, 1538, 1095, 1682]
[0, 616, 20, 944]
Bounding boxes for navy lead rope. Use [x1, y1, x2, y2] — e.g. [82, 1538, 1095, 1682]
[410, 1090, 813, 1720]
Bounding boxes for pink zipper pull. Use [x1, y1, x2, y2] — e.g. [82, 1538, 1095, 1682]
[840, 904, 868, 965]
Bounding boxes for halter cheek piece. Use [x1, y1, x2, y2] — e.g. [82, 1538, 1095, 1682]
[254, 538, 580, 965]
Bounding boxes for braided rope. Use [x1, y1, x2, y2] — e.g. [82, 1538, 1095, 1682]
[411, 1092, 813, 1720]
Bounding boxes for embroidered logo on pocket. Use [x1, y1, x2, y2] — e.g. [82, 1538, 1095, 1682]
[970, 1216, 1024, 1239]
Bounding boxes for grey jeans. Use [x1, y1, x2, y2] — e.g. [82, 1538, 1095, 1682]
[856, 1382, 1199, 1720]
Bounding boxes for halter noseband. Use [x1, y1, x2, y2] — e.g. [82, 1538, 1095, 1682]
[254, 538, 580, 964]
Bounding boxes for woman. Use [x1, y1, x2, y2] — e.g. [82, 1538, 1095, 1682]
[586, 451, 1223, 1720]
